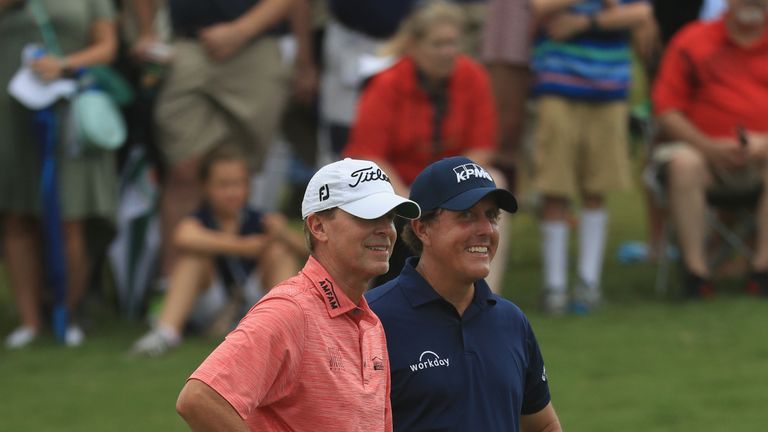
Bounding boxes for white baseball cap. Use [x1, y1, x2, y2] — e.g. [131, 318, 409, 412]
[302, 158, 421, 220]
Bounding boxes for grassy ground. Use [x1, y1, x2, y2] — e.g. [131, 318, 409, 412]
[1, 186, 766, 431]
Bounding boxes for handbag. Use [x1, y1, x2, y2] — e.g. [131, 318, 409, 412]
[71, 82, 127, 151]
[28, 0, 129, 152]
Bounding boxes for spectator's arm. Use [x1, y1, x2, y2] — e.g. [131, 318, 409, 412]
[744, 132, 768, 161]
[128, 0, 161, 58]
[31, 18, 117, 81]
[652, 26, 712, 153]
[174, 218, 271, 259]
[289, 0, 318, 104]
[261, 213, 309, 259]
[632, 11, 661, 66]
[232, 0, 296, 41]
[66, 18, 118, 67]
[657, 110, 714, 153]
[520, 402, 562, 432]
[531, 0, 583, 18]
[544, 1, 652, 41]
[658, 110, 748, 168]
[592, 1, 652, 31]
[129, 0, 159, 40]
[177, 379, 249, 432]
[199, 0, 295, 61]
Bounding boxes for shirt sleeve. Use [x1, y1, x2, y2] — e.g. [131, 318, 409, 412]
[651, 28, 696, 116]
[189, 296, 306, 421]
[521, 319, 552, 415]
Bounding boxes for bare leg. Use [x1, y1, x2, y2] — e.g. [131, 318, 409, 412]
[259, 242, 299, 291]
[751, 167, 768, 271]
[156, 253, 213, 334]
[667, 147, 713, 276]
[487, 63, 530, 174]
[63, 221, 89, 316]
[542, 196, 570, 222]
[2, 215, 42, 331]
[159, 157, 202, 276]
[643, 177, 667, 261]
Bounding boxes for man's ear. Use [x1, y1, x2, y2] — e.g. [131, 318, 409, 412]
[306, 213, 330, 243]
[412, 218, 431, 248]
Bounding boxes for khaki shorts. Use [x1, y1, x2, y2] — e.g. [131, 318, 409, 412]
[533, 96, 631, 198]
[651, 142, 765, 196]
[155, 37, 289, 170]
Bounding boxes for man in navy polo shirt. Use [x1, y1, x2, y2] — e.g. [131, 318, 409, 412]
[367, 156, 562, 431]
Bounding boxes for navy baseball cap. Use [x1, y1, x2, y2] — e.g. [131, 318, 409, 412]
[409, 156, 518, 213]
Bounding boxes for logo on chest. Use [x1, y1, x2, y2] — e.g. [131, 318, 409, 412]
[328, 347, 344, 371]
[409, 350, 451, 372]
[372, 356, 385, 371]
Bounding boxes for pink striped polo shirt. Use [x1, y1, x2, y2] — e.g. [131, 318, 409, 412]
[189, 256, 392, 431]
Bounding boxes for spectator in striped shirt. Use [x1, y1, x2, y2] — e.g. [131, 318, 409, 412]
[530, 0, 652, 314]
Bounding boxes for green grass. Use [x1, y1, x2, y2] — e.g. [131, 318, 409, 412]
[2, 185, 767, 431]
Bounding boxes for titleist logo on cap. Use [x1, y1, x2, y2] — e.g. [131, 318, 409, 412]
[349, 167, 390, 187]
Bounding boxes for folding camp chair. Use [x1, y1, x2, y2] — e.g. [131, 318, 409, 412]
[645, 162, 763, 296]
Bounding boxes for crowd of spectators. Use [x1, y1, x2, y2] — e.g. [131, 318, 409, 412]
[1, 0, 765, 351]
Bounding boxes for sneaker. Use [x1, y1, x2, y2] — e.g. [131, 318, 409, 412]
[682, 268, 714, 299]
[5, 326, 38, 349]
[746, 271, 768, 296]
[131, 328, 180, 357]
[65, 325, 85, 347]
[541, 290, 568, 315]
[571, 277, 601, 314]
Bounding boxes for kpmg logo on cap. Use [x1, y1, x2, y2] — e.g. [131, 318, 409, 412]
[349, 166, 390, 188]
[453, 163, 493, 183]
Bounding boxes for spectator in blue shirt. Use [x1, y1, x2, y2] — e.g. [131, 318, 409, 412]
[366, 156, 562, 432]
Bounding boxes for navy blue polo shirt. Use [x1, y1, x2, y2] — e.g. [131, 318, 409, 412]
[366, 258, 551, 432]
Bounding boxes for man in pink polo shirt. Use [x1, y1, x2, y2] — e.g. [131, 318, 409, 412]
[176, 158, 420, 431]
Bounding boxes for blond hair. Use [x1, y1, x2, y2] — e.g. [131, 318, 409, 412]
[381, 0, 466, 57]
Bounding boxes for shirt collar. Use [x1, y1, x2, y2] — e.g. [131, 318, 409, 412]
[300, 255, 368, 318]
[399, 257, 498, 309]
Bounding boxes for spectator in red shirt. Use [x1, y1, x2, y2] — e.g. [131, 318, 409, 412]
[652, 0, 768, 297]
[345, 1, 511, 292]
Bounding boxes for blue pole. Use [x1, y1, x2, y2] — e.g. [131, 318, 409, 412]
[33, 108, 68, 343]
